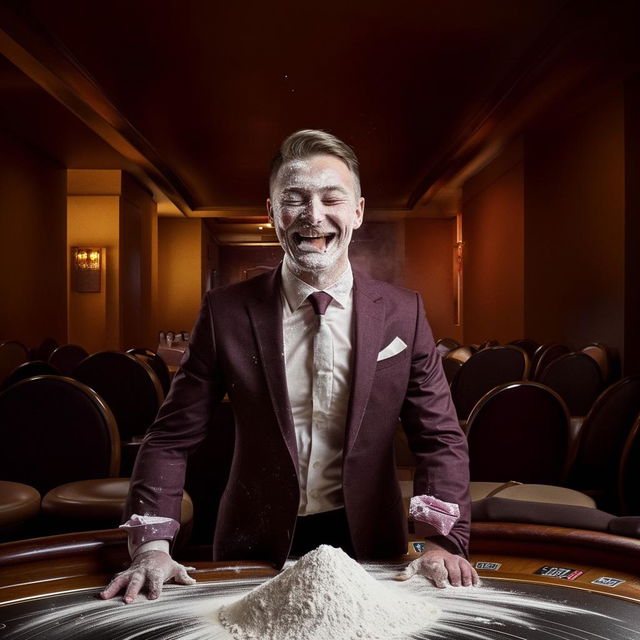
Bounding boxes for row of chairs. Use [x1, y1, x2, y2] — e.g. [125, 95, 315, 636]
[397, 376, 640, 537]
[439, 339, 613, 419]
[0, 363, 193, 544]
[439, 338, 616, 384]
[466, 377, 640, 511]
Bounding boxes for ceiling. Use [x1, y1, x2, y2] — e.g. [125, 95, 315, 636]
[1, 0, 638, 232]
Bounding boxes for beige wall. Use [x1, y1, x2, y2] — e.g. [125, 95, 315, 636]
[403, 217, 461, 343]
[68, 171, 157, 352]
[462, 140, 525, 344]
[67, 195, 120, 352]
[157, 218, 204, 335]
[524, 82, 625, 354]
[0, 128, 67, 349]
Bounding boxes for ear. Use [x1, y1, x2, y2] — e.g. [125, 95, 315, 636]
[353, 197, 365, 229]
[266, 198, 274, 224]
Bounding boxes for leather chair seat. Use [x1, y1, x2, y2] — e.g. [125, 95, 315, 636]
[42, 478, 193, 529]
[0, 481, 41, 530]
[470, 481, 595, 507]
[401, 480, 595, 521]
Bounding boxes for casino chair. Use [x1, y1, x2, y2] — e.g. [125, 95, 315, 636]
[471, 496, 640, 538]
[565, 375, 640, 512]
[48, 343, 89, 376]
[126, 347, 172, 396]
[581, 342, 620, 386]
[441, 345, 474, 384]
[0, 374, 193, 543]
[0, 360, 61, 391]
[466, 381, 571, 484]
[435, 337, 460, 358]
[73, 351, 165, 476]
[508, 338, 539, 361]
[0, 340, 29, 385]
[34, 337, 59, 362]
[538, 352, 604, 417]
[618, 412, 640, 516]
[450, 345, 529, 421]
[0, 481, 41, 541]
[0, 375, 120, 496]
[531, 342, 571, 380]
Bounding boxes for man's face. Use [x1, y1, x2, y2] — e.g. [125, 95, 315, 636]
[267, 154, 364, 283]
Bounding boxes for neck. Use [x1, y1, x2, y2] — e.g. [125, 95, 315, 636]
[284, 255, 349, 290]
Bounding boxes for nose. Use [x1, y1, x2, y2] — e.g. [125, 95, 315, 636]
[303, 196, 325, 226]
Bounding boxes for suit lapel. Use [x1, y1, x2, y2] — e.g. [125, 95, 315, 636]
[345, 272, 385, 453]
[247, 266, 298, 468]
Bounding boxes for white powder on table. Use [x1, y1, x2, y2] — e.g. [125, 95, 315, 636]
[218, 545, 439, 640]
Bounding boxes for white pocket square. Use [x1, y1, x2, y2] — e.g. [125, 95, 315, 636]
[377, 336, 407, 361]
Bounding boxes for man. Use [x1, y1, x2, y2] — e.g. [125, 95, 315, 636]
[101, 129, 477, 604]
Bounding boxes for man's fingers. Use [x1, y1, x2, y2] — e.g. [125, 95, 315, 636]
[462, 562, 480, 587]
[123, 571, 146, 604]
[99, 573, 129, 600]
[394, 559, 419, 581]
[424, 561, 449, 588]
[174, 565, 197, 585]
[444, 557, 462, 587]
[146, 568, 167, 600]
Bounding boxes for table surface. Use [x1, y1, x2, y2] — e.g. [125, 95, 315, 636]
[1, 524, 640, 639]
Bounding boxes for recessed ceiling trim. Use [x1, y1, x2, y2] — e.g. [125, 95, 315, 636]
[0, 3, 194, 216]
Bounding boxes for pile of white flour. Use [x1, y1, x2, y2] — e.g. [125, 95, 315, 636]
[218, 545, 439, 640]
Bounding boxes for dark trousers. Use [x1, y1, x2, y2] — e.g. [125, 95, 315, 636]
[290, 508, 355, 557]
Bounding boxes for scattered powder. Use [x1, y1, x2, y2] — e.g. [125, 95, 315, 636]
[218, 545, 439, 640]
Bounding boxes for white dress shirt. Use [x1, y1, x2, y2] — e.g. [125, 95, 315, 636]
[280, 257, 354, 515]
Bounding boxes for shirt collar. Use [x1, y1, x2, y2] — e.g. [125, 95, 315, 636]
[281, 257, 353, 312]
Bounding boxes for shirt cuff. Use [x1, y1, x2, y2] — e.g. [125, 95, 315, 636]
[129, 539, 171, 559]
[120, 514, 180, 550]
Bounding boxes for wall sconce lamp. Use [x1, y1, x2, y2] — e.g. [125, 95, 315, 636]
[72, 247, 102, 292]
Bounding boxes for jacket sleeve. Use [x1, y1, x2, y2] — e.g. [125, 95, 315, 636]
[399, 292, 471, 557]
[124, 292, 227, 540]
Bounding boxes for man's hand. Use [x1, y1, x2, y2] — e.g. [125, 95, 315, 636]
[396, 541, 479, 588]
[99, 550, 196, 604]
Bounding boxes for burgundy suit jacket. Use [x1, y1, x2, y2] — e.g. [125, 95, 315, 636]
[126, 265, 470, 568]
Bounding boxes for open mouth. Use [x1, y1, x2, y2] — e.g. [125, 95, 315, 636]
[293, 232, 336, 252]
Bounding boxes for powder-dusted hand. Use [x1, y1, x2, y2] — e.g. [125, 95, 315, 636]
[396, 540, 480, 588]
[99, 550, 196, 603]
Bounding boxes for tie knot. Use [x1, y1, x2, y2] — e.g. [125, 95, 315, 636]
[307, 291, 333, 316]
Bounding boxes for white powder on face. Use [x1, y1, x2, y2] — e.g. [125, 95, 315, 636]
[217, 545, 439, 640]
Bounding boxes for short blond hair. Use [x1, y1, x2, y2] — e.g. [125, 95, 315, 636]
[270, 129, 361, 198]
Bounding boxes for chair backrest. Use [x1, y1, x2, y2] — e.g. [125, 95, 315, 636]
[466, 382, 571, 484]
[508, 338, 539, 360]
[581, 342, 619, 385]
[618, 413, 640, 515]
[0, 360, 61, 391]
[538, 352, 603, 416]
[126, 348, 172, 396]
[34, 337, 59, 362]
[531, 342, 571, 380]
[444, 345, 474, 364]
[567, 376, 640, 498]
[435, 337, 460, 358]
[477, 340, 500, 351]
[450, 345, 529, 420]
[48, 344, 89, 376]
[73, 351, 164, 441]
[442, 357, 463, 385]
[0, 341, 29, 384]
[0, 375, 120, 494]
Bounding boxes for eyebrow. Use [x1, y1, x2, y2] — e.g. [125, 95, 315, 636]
[281, 185, 350, 195]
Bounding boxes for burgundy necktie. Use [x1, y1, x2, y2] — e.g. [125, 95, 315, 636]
[307, 291, 334, 426]
[307, 291, 333, 316]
